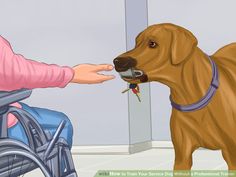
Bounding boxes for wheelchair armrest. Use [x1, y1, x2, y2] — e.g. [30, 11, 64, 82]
[0, 89, 32, 107]
[0, 89, 32, 138]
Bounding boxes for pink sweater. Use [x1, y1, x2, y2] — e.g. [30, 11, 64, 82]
[0, 36, 74, 91]
[0, 35, 74, 127]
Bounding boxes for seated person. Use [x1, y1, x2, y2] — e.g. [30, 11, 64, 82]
[0, 35, 115, 149]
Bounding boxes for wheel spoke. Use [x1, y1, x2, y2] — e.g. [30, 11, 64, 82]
[19, 156, 25, 177]
[9, 154, 16, 176]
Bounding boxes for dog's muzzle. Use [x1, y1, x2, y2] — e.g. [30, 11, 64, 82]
[113, 57, 149, 82]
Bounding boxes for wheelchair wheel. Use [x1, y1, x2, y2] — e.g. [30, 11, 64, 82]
[0, 139, 51, 177]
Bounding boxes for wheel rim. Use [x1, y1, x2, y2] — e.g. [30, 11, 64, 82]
[0, 148, 51, 177]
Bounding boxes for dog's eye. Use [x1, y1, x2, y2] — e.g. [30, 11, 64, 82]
[148, 40, 157, 48]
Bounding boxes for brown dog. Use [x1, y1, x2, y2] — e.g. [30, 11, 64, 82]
[113, 23, 236, 170]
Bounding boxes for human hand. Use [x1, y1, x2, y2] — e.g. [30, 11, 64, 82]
[70, 64, 115, 84]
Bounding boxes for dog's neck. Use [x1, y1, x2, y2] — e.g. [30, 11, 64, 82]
[166, 48, 213, 106]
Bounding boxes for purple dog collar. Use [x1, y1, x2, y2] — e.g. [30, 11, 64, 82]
[170, 56, 219, 112]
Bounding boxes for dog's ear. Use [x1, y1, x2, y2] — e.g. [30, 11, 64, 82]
[171, 29, 198, 65]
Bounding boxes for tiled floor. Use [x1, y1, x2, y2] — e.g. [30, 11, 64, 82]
[25, 148, 228, 177]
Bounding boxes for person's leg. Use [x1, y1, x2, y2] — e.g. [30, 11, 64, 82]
[8, 120, 28, 145]
[8, 102, 73, 149]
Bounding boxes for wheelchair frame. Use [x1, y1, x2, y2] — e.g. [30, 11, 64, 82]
[0, 89, 78, 177]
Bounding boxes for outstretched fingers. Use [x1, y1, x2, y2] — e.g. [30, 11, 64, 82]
[95, 74, 115, 83]
[93, 64, 114, 72]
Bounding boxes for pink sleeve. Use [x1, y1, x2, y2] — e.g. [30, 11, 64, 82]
[0, 36, 74, 91]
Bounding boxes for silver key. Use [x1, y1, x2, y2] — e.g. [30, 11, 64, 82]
[135, 93, 141, 102]
[122, 88, 130, 94]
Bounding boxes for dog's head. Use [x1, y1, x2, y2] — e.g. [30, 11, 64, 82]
[113, 23, 198, 84]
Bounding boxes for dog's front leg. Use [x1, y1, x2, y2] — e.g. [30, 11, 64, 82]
[173, 143, 194, 170]
[170, 115, 196, 170]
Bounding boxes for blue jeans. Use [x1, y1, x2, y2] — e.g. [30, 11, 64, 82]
[8, 102, 73, 149]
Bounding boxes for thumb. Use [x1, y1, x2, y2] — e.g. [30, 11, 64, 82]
[97, 74, 116, 82]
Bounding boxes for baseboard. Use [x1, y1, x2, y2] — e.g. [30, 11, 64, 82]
[72, 141, 173, 155]
[152, 141, 173, 148]
[71, 145, 130, 155]
[129, 141, 152, 154]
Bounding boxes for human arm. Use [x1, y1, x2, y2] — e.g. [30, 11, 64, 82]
[0, 36, 115, 91]
[0, 36, 74, 91]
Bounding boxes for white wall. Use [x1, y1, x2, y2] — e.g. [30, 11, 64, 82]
[0, 0, 129, 145]
[148, 0, 236, 141]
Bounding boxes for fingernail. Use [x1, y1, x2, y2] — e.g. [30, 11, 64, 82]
[108, 65, 113, 70]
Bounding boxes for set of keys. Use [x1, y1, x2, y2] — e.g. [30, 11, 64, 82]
[122, 84, 141, 102]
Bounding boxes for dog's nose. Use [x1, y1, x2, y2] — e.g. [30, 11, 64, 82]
[113, 57, 137, 72]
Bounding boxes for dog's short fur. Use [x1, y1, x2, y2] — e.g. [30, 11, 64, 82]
[114, 23, 236, 170]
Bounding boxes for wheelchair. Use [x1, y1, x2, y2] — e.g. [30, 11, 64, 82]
[0, 89, 78, 177]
